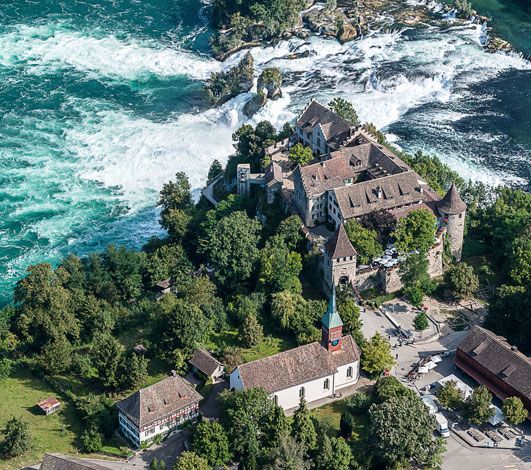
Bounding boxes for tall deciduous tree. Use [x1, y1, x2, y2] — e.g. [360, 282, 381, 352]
[259, 236, 302, 294]
[502, 397, 527, 425]
[174, 452, 210, 470]
[445, 263, 479, 299]
[393, 209, 436, 254]
[192, 420, 231, 466]
[199, 211, 261, 288]
[314, 435, 352, 470]
[289, 143, 313, 167]
[400, 252, 434, 308]
[464, 385, 494, 424]
[344, 219, 383, 264]
[436, 380, 464, 410]
[361, 332, 395, 377]
[91, 333, 124, 390]
[369, 394, 441, 466]
[328, 97, 360, 126]
[373, 376, 416, 403]
[264, 435, 309, 470]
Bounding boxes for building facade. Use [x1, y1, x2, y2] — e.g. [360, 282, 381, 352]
[230, 290, 361, 411]
[116, 374, 202, 448]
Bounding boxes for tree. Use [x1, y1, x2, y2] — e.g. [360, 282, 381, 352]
[39, 335, 73, 374]
[192, 420, 231, 466]
[445, 263, 479, 299]
[346, 391, 372, 413]
[336, 287, 364, 345]
[276, 215, 303, 251]
[400, 252, 434, 308]
[174, 451, 210, 470]
[207, 159, 223, 182]
[502, 397, 527, 425]
[436, 380, 464, 410]
[199, 211, 261, 288]
[360, 209, 397, 245]
[13, 263, 79, 350]
[91, 333, 124, 390]
[315, 435, 352, 470]
[221, 346, 244, 372]
[369, 394, 440, 466]
[240, 314, 264, 348]
[291, 399, 317, 453]
[361, 332, 395, 377]
[414, 311, 429, 331]
[219, 388, 280, 467]
[464, 385, 494, 424]
[289, 143, 313, 167]
[1, 417, 31, 458]
[161, 209, 191, 242]
[263, 404, 290, 450]
[340, 411, 355, 437]
[158, 171, 193, 213]
[122, 352, 148, 390]
[264, 435, 309, 470]
[164, 299, 208, 354]
[392, 209, 436, 254]
[259, 236, 302, 294]
[80, 427, 103, 452]
[373, 376, 416, 403]
[344, 219, 383, 264]
[328, 97, 360, 126]
[0, 358, 13, 382]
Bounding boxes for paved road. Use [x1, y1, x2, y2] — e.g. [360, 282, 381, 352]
[443, 434, 531, 470]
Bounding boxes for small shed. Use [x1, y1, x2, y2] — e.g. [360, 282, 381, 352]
[38, 397, 61, 415]
[189, 349, 225, 382]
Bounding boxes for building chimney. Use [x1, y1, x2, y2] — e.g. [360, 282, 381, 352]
[376, 186, 383, 199]
[170, 370, 177, 377]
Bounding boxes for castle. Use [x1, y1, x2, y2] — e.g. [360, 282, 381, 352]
[236, 100, 466, 294]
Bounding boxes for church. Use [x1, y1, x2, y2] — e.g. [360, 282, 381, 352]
[229, 289, 361, 411]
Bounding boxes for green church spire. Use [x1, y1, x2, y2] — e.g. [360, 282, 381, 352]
[321, 285, 343, 330]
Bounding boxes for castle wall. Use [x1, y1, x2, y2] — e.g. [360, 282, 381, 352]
[445, 211, 466, 262]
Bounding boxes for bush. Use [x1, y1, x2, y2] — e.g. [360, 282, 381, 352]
[347, 391, 372, 414]
[414, 311, 429, 331]
[80, 427, 103, 453]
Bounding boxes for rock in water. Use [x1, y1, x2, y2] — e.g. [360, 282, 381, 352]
[205, 52, 254, 106]
[257, 68, 283, 101]
[338, 21, 360, 43]
[243, 94, 267, 118]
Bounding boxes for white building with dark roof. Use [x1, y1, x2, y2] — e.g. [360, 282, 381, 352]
[116, 373, 202, 448]
[229, 289, 361, 411]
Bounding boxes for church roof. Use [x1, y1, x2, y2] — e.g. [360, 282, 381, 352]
[321, 287, 343, 330]
[115, 374, 202, 429]
[235, 336, 361, 394]
[325, 224, 357, 259]
[438, 183, 466, 215]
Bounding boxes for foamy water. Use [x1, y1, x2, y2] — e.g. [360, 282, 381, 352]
[0, 2, 529, 303]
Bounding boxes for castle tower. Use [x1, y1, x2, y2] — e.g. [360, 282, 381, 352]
[321, 286, 343, 352]
[236, 163, 251, 197]
[323, 224, 357, 294]
[438, 183, 466, 261]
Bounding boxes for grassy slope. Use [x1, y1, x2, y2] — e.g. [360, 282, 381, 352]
[0, 369, 83, 470]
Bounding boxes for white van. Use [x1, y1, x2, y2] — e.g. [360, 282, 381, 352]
[435, 412, 450, 438]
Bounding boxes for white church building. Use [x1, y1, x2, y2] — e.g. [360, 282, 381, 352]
[229, 289, 361, 411]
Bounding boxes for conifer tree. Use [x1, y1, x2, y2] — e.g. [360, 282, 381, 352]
[291, 399, 317, 453]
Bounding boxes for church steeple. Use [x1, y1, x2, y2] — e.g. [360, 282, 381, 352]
[321, 286, 343, 352]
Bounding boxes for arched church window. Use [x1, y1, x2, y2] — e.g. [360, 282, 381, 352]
[347, 366, 353, 378]
[299, 387, 305, 398]
[273, 395, 278, 405]
[323, 379, 330, 390]
[339, 276, 349, 285]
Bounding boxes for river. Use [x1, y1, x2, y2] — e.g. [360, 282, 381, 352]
[0, 0, 529, 304]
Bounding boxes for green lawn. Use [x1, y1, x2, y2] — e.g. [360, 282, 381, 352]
[0, 369, 84, 470]
[204, 327, 295, 364]
[311, 400, 369, 442]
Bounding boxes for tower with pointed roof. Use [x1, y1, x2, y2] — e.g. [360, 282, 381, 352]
[323, 224, 357, 294]
[321, 287, 344, 352]
[438, 183, 466, 261]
